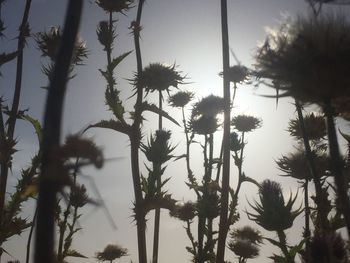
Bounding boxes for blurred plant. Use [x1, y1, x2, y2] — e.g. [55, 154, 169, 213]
[228, 226, 262, 263]
[35, 26, 88, 87]
[0, 0, 32, 242]
[248, 180, 302, 263]
[96, 244, 128, 263]
[309, 232, 349, 263]
[254, 12, 350, 238]
[96, 0, 133, 14]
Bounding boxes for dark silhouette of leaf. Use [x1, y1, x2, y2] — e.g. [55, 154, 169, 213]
[20, 114, 43, 145]
[107, 51, 132, 72]
[0, 51, 17, 67]
[65, 249, 88, 258]
[85, 119, 131, 135]
[140, 102, 180, 126]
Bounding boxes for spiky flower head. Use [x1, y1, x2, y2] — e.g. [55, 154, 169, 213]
[231, 115, 262, 133]
[97, 20, 116, 51]
[135, 63, 185, 95]
[70, 184, 89, 208]
[225, 65, 250, 84]
[168, 91, 194, 108]
[228, 239, 260, 260]
[255, 14, 350, 104]
[288, 113, 326, 142]
[192, 95, 225, 118]
[197, 192, 220, 219]
[230, 226, 263, 244]
[169, 201, 196, 221]
[35, 26, 87, 65]
[247, 180, 302, 232]
[96, 244, 128, 262]
[141, 130, 175, 164]
[190, 116, 218, 135]
[276, 150, 330, 180]
[96, 0, 133, 13]
[229, 132, 242, 152]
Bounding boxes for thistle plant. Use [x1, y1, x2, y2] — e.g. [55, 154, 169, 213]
[0, 0, 32, 237]
[96, 244, 128, 263]
[228, 226, 262, 263]
[247, 180, 302, 263]
[254, 11, 350, 238]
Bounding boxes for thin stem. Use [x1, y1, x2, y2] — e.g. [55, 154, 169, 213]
[25, 206, 38, 263]
[130, 1, 147, 262]
[303, 180, 311, 263]
[324, 100, 350, 239]
[152, 91, 163, 263]
[277, 230, 294, 263]
[295, 100, 329, 232]
[217, 0, 231, 261]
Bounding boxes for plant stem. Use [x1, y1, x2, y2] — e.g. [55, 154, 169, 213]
[217, 0, 231, 261]
[130, 1, 147, 262]
[295, 100, 329, 232]
[26, 206, 38, 263]
[277, 230, 294, 263]
[0, 0, 32, 226]
[152, 91, 163, 263]
[324, 100, 350, 239]
[34, 1, 83, 262]
[303, 180, 311, 263]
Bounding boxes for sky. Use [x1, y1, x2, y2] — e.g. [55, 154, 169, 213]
[1, 0, 350, 263]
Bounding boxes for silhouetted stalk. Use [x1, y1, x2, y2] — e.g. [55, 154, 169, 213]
[34, 1, 83, 262]
[57, 202, 71, 262]
[233, 131, 245, 200]
[324, 100, 350, 239]
[185, 220, 197, 255]
[198, 135, 210, 263]
[303, 180, 311, 263]
[0, 0, 32, 225]
[295, 100, 328, 232]
[152, 92, 163, 263]
[217, 0, 231, 261]
[181, 107, 199, 198]
[130, 1, 147, 262]
[277, 230, 294, 263]
[25, 206, 38, 263]
[216, 82, 237, 183]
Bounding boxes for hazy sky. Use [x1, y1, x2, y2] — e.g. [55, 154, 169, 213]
[2, 1, 350, 263]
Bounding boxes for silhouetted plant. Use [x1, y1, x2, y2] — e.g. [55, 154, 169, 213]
[228, 226, 262, 263]
[96, 244, 128, 263]
[255, 11, 350, 239]
[248, 180, 302, 263]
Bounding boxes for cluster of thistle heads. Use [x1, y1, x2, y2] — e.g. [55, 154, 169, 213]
[255, 13, 350, 115]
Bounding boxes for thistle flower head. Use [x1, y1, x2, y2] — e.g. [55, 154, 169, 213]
[169, 201, 196, 221]
[190, 115, 219, 135]
[135, 63, 185, 95]
[228, 239, 260, 260]
[247, 180, 302, 231]
[141, 130, 175, 164]
[276, 150, 330, 180]
[97, 20, 116, 51]
[36, 26, 87, 65]
[230, 226, 263, 245]
[168, 91, 194, 108]
[70, 184, 89, 208]
[197, 192, 220, 219]
[231, 115, 262, 133]
[96, 0, 133, 13]
[96, 244, 128, 262]
[255, 14, 350, 104]
[192, 95, 225, 118]
[229, 132, 242, 152]
[288, 113, 326, 141]
[222, 65, 250, 84]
